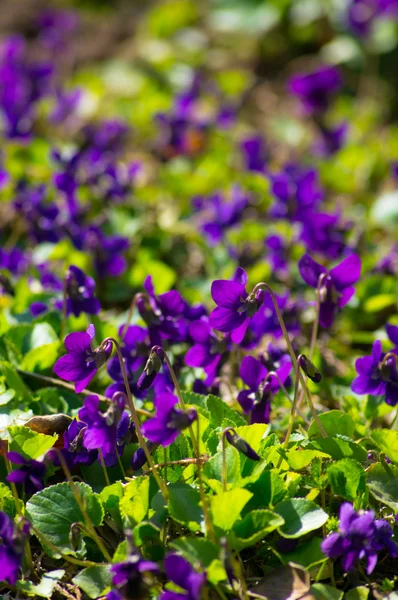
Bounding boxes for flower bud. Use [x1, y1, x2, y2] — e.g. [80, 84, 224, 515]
[224, 428, 260, 461]
[137, 346, 165, 391]
[298, 354, 322, 383]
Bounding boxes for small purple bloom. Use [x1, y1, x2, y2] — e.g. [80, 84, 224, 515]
[298, 253, 361, 328]
[289, 66, 342, 115]
[51, 87, 82, 124]
[141, 393, 197, 447]
[209, 267, 264, 344]
[321, 502, 398, 574]
[238, 355, 291, 423]
[0, 247, 29, 275]
[194, 187, 249, 246]
[107, 549, 159, 600]
[269, 164, 324, 222]
[300, 212, 351, 260]
[314, 122, 348, 157]
[185, 317, 227, 385]
[0, 512, 26, 585]
[161, 554, 206, 600]
[241, 135, 268, 173]
[6, 451, 46, 496]
[62, 419, 97, 466]
[351, 340, 398, 406]
[265, 235, 289, 275]
[65, 265, 101, 317]
[53, 324, 112, 393]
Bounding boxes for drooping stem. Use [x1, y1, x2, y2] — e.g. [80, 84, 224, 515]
[298, 369, 327, 437]
[163, 447, 168, 484]
[16, 368, 152, 417]
[103, 338, 168, 500]
[163, 351, 199, 458]
[277, 362, 301, 469]
[309, 273, 327, 360]
[264, 371, 310, 425]
[119, 293, 140, 340]
[56, 450, 112, 562]
[196, 417, 216, 542]
[99, 449, 110, 486]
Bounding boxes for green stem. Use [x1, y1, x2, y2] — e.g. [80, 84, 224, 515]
[60, 276, 68, 341]
[196, 417, 216, 542]
[99, 449, 111, 486]
[298, 369, 327, 437]
[103, 338, 168, 500]
[117, 452, 127, 479]
[222, 429, 228, 492]
[264, 371, 309, 425]
[31, 524, 98, 567]
[277, 361, 301, 469]
[309, 273, 327, 361]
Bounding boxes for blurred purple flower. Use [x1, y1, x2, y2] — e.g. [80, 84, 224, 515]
[289, 66, 342, 115]
[185, 317, 228, 385]
[6, 451, 46, 496]
[351, 340, 398, 406]
[300, 212, 351, 260]
[241, 135, 268, 173]
[299, 253, 361, 328]
[269, 164, 324, 222]
[65, 265, 101, 317]
[107, 549, 159, 600]
[161, 554, 206, 600]
[0, 512, 25, 585]
[194, 187, 248, 246]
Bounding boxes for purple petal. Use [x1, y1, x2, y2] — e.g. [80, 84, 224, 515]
[339, 502, 357, 533]
[338, 286, 355, 308]
[211, 280, 245, 308]
[7, 470, 27, 484]
[330, 254, 361, 290]
[64, 330, 91, 353]
[366, 553, 378, 575]
[185, 344, 211, 368]
[386, 324, 398, 345]
[53, 354, 89, 382]
[6, 451, 27, 465]
[209, 306, 246, 333]
[75, 370, 96, 393]
[231, 318, 250, 344]
[298, 254, 327, 288]
[240, 356, 267, 389]
[189, 319, 211, 343]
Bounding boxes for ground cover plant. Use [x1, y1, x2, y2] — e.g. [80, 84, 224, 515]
[1, 0, 398, 598]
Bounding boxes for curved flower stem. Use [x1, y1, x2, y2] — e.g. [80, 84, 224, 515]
[119, 293, 140, 340]
[56, 450, 112, 562]
[163, 351, 199, 458]
[99, 449, 110, 486]
[197, 417, 216, 542]
[253, 283, 326, 438]
[277, 365, 301, 469]
[60, 276, 68, 341]
[103, 337, 168, 500]
[117, 452, 127, 479]
[16, 368, 152, 417]
[264, 371, 310, 425]
[309, 273, 327, 361]
[381, 352, 398, 369]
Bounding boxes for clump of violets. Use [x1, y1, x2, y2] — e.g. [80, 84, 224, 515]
[6, 452, 46, 496]
[299, 253, 361, 328]
[209, 267, 264, 344]
[351, 339, 398, 406]
[0, 512, 29, 585]
[321, 502, 398, 574]
[141, 393, 197, 447]
[161, 554, 206, 600]
[107, 548, 159, 600]
[269, 164, 324, 222]
[64, 265, 101, 317]
[53, 324, 112, 392]
[238, 355, 291, 423]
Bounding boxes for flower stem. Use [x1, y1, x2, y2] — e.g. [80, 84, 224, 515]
[120, 293, 140, 340]
[277, 363, 301, 469]
[309, 273, 327, 360]
[196, 417, 216, 542]
[163, 351, 199, 457]
[99, 449, 111, 486]
[264, 371, 310, 425]
[103, 338, 168, 500]
[60, 276, 68, 341]
[30, 524, 98, 567]
[117, 452, 127, 479]
[222, 428, 228, 492]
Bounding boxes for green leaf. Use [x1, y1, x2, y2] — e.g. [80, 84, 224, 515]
[275, 498, 328, 539]
[210, 489, 252, 531]
[280, 537, 326, 569]
[327, 459, 366, 501]
[308, 411, 355, 438]
[206, 394, 246, 427]
[21, 342, 60, 371]
[72, 565, 112, 599]
[168, 483, 203, 532]
[119, 477, 150, 526]
[28, 323, 59, 348]
[100, 482, 124, 530]
[367, 463, 398, 510]
[233, 423, 269, 452]
[286, 449, 330, 470]
[8, 425, 57, 459]
[133, 521, 161, 547]
[371, 429, 398, 464]
[0, 482, 15, 516]
[311, 583, 344, 600]
[0, 360, 32, 402]
[203, 446, 241, 487]
[26, 482, 104, 558]
[17, 570, 65, 598]
[229, 509, 284, 550]
[244, 469, 287, 511]
[307, 437, 367, 462]
[345, 587, 370, 600]
[170, 537, 219, 567]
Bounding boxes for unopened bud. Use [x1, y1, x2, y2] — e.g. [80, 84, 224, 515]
[224, 428, 260, 461]
[298, 354, 322, 383]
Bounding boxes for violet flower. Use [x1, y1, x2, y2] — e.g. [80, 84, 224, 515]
[0, 248, 29, 275]
[141, 393, 197, 447]
[107, 549, 159, 600]
[6, 451, 46, 496]
[0, 512, 26, 585]
[351, 340, 398, 406]
[314, 123, 348, 157]
[225, 428, 260, 461]
[321, 502, 398, 574]
[14, 182, 61, 244]
[53, 324, 112, 393]
[106, 325, 149, 398]
[238, 355, 291, 423]
[298, 253, 361, 328]
[288, 66, 342, 115]
[65, 265, 101, 317]
[265, 235, 289, 275]
[269, 164, 324, 222]
[209, 267, 264, 344]
[300, 212, 351, 260]
[62, 419, 97, 466]
[387, 323, 398, 351]
[194, 187, 249, 246]
[241, 135, 268, 173]
[185, 317, 227, 385]
[161, 554, 206, 600]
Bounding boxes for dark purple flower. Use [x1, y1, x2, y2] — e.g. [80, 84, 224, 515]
[61, 419, 97, 466]
[289, 66, 342, 115]
[387, 323, 398, 351]
[241, 135, 268, 173]
[249, 292, 301, 344]
[193, 187, 248, 246]
[51, 88, 82, 124]
[106, 325, 149, 398]
[37, 9, 78, 52]
[53, 324, 112, 393]
[300, 212, 351, 260]
[265, 235, 289, 275]
[83, 227, 129, 277]
[351, 340, 398, 406]
[321, 502, 398, 574]
[131, 442, 158, 471]
[0, 512, 26, 585]
[347, 0, 379, 36]
[238, 355, 291, 423]
[14, 182, 61, 244]
[6, 451, 46, 496]
[209, 267, 264, 344]
[314, 123, 348, 156]
[269, 164, 324, 222]
[299, 253, 361, 328]
[141, 393, 197, 447]
[161, 554, 206, 600]
[65, 265, 101, 317]
[0, 248, 29, 275]
[185, 317, 228, 385]
[107, 549, 159, 600]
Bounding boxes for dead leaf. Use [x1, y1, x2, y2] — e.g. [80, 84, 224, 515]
[250, 563, 315, 600]
[25, 414, 73, 436]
